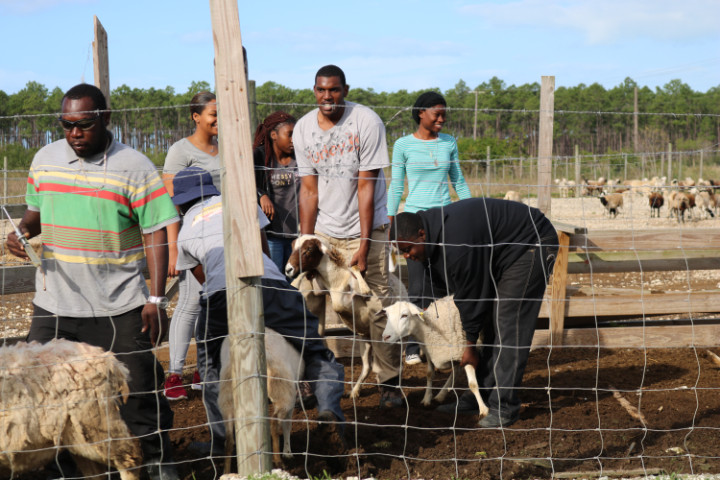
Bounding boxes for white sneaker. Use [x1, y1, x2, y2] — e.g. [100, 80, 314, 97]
[405, 353, 422, 365]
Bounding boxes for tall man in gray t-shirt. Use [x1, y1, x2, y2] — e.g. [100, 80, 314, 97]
[293, 64, 403, 408]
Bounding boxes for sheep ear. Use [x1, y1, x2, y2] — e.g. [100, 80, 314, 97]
[409, 303, 424, 318]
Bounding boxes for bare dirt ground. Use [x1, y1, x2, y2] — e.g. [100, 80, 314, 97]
[6, 194, 720, 479]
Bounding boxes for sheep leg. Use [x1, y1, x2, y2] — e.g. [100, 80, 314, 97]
[421, 360, 436, 406]
[350, 341, 372, 399]
[464, 364, 490, 420]
[279, 408, 293, 459]
[433, 364, 459, 404]
[224, 419, 235, 474]
[270, 417, 282, 465]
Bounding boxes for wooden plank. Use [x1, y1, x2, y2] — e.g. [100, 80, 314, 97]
[549, 231, 570, 346]
[327, 324, 720, 356]
[536, 76, 554, 215]
[551, 221, 586, 235]
[0, 265, 36, 295]
[531, 324, 720, 349]
[538, 290, 720, 318]
[209, 0, 270, 474]
[568, 255, 720, 274]
[570, 229, 720, 251]
[92, 16, 110, 108]
[2, 204, 27, 219]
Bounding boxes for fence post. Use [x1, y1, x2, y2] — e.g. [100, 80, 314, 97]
[667, 143, 672, 181]
[574, 145, 581, 198]
[3, 156, 7, 203]
[93, 16, 111, 108]
[210, 0, 270, 475]
[660, 151, 665, 180]
[537, 76, 555, 216]
[699, 150, 704, 178]
[486, 146, 491, 197]
[623, 153, 627, 181]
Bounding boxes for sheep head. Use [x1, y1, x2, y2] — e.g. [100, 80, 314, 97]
[285, 235, 328, 278]
[382, 301, 423, 343]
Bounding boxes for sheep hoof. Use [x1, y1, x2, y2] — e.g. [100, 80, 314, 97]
[282, 452, 293, 460]
[421, 399, 432, 407]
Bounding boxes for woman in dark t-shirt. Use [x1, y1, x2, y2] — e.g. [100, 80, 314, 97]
[253, 111, 299, 272]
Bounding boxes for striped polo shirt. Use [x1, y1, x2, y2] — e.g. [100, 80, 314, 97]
[26, 135, 179, 317]
[387, 132, 471, 216]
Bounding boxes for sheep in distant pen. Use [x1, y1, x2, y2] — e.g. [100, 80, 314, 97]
[599, 193, 624, 218]
[0, 339, 141, 480]
[503, 190, 523, 203]
[285, 234, 408, 399]
[219, 329, 303, 471]
[382, 296, 489, 423]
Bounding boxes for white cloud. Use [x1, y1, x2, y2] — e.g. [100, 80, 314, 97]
[460, 0, 720, 45]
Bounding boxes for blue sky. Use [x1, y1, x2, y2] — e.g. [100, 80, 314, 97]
[1, 0, 718, 96]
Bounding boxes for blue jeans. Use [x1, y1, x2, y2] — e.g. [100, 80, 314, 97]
[267, 236, 294, 274]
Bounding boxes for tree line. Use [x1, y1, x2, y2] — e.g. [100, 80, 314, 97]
[1, 77, 718, 169]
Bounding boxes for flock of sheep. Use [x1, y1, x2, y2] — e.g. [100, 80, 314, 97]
[554, 176, 720, 223]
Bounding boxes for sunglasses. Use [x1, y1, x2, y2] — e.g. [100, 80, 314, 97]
[58, 114, 102, 131]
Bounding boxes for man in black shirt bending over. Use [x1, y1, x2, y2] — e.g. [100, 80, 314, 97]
[390, 198, 558, 427]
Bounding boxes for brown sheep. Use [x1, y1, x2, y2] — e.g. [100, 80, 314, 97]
[648, 191, 664, 218]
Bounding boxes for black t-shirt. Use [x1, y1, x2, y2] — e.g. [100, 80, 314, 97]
[253, 146, 300, 237]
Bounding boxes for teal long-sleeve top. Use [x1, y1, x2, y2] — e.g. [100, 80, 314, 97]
[387, 132, 472, 216]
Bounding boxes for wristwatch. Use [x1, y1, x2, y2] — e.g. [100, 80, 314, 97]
[147, 295, 170, 309]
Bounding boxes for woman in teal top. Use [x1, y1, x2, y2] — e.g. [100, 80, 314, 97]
[388, 91, 471, 364]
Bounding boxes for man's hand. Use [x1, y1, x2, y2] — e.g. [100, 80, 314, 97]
[350, 244, 370, 274]
[6, 231, 30, 259]
[460, 341, 480, 369]
[260, 194, 275, 220]
[141, 303, 169, 347]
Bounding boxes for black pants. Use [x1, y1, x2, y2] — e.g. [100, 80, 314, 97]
[28, 305, 174, 460]
[476, 235, 558, 419]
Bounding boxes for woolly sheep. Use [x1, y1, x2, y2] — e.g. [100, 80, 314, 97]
[285, 234, 408, 399]
[0, 339, 141, 480]
[503, 190, 522, 203]
[219, 328, 304, 471]
[382, 296, 489, 423]
[599, 193, 623, 218]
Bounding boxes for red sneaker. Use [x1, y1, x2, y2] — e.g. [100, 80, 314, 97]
[164, 373, 188, 401]
[191, 370, 202, 391]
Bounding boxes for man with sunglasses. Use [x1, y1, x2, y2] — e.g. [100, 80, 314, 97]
[6, 83, 180, 480]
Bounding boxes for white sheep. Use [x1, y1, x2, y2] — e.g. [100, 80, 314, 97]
[219, 328, 304, 471]
[0, 339, 141, 480]
[382, 296, 489, 423]
[503, 190, 523, 203]
[286, 234, 408, 399]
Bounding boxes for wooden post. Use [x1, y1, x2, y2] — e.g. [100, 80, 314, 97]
[700, 150, 704, 180]
[473, 90, 479, 140]
[660, 151, 665, 180]
[485, 145, 491, 197]
[3, 156, 6, 203]
[633, 87, 639, 153]
[209, 0, 270, 475]
[623, 153, 627, 181]
[92, 16, 111, 108]
[549, 231, 570, 346]
[537, 76, 554, 215]
[678, 151, 682, 179]
[574, 145, 581, 198]
[667, 143, 672, 181]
